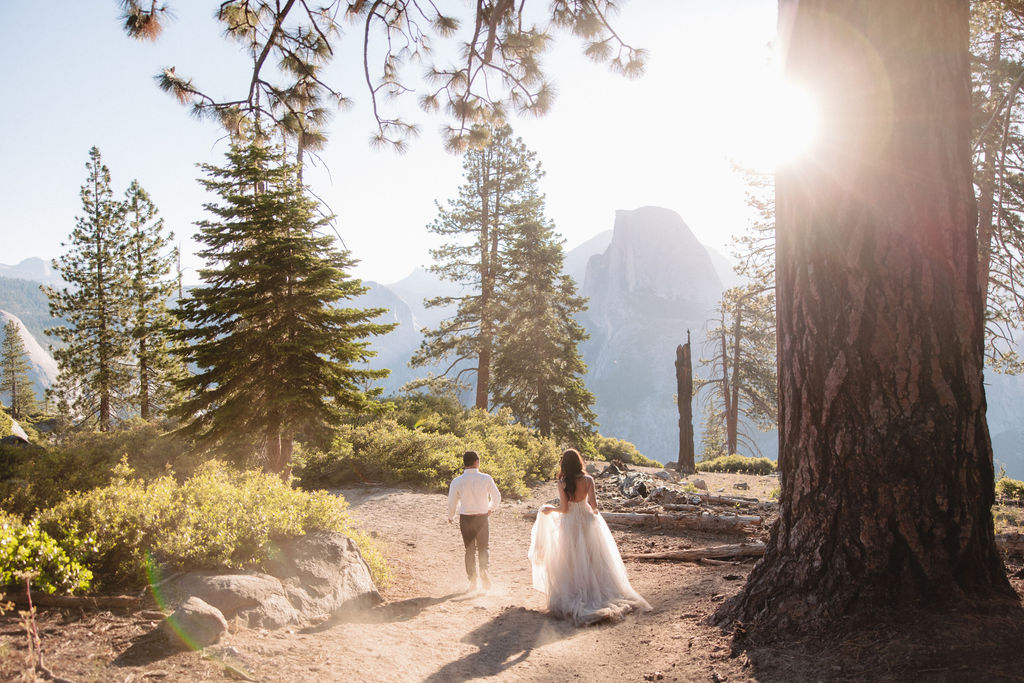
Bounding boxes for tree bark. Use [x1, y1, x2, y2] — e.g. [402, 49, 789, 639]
[718, 0, 1013, 634]
[727, 308, 743, 455]
[676, 330, 695, 473]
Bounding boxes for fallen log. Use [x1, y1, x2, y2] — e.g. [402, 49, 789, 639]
[661, 503, 701, 512]
[601, 511, 761, 530]
[695, 492, 762, 506]
[996, 533, 1024, 557]
[523, 510, 761, 532]
[9, 593, 141, 610]
[622, 542, 766, 562]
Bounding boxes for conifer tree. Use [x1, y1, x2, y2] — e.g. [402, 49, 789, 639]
[173, 135, 393, 475]
[46, 147, 133, 432]
[411, 125, 541, 409]
[118, 1, 644, 151]
[124, 180, 180, 420]
[491, 218, 596, 442]
[697, 289, 776, 456]
[698, 168, 777, 457]
[0, 320, 39, 419]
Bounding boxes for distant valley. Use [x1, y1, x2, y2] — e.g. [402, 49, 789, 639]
[4, 207, 1024, 479]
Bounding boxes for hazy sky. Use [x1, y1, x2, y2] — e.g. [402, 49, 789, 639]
[0, 1, 781, 284]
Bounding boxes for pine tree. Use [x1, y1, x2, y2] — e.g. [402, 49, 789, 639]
[970, 3, 1024, 373]
[124, 180, 180, 420]
[0, 320, 39, 419]
[411, 125, 541, 409]
[698, 400, 726, 462]
[173, 135, 393, 475]
[46, 147, 133, 432]
[697, 287, 777, 457]
[491, 218, 596, 442]
[119, 1, 644, 151]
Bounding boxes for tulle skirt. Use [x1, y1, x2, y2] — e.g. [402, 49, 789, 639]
[528, 501, 651, 626]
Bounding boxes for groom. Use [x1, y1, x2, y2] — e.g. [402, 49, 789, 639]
[447, 450, 502, 591]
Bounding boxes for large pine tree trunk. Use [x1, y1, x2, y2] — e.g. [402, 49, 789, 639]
[719, 0, 1013, 633]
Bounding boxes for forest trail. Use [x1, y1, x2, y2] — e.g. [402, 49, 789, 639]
[224, 480, 753, 682]
[8, 474, 1024, 682]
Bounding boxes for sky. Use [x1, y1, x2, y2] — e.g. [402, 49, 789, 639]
[0, 1, 782, 285]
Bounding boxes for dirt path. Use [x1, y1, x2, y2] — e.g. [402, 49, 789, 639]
[224, 481, 754, 682]
[6, 475, 1024, 682]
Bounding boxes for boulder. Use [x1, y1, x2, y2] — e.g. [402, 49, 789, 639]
[599, 463, 623, 478]
[164, 572, 299, 629]
[585, 463, 599, 475]
[620, 472, 653, 498]
[162, 531, 381, 629]
[9, 419, 28, 441]
[734, 481, 750, 491]
[266, 531, 382, 622]
[654, 470, 680, 482]
[691, 478, 708, 491]
[160, 596, 227, 648]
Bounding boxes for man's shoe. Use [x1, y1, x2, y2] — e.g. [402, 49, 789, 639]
[480, 573, 491, 591]
[465, 577, 477, 593]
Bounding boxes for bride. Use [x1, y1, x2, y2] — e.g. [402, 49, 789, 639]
[528, 448, 651, 625]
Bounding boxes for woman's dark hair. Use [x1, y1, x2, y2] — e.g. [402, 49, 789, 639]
[559, 449, 586, 500]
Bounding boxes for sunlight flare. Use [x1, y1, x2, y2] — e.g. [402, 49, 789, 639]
[730, 76, 820, 171]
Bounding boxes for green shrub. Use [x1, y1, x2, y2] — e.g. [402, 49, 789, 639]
[589, 434, 661, 468]
[0, 511, 93, 595]
[295, 409, 560, 499]
[996, 477, 1024, 504]
[0, 409, 12, 438]
[36, 460, 388, 590]
[0, 419, 197, 517]
[696, 454, 777, 475]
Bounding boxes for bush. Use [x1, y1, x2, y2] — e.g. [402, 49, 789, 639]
[36, 460, 388, 590]
[0, 419, 197, 517]
[295, 409, 560, 499]
[0, 409, 12, 438]
[996, 477, 1024, 504]
[696, 454, 777, 475]
[589, 434, 661, 468]
[0, 510, 93, 595]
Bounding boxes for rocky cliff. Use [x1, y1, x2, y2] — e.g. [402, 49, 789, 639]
[579, 207, 723, 462]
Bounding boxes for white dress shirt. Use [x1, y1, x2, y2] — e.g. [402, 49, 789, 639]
[448, 467, 502, 520]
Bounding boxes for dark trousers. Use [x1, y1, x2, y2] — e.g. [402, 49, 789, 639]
[459, 514, 489, 580]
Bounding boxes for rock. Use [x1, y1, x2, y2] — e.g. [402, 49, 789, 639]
[662, 461, 677, 470]
[654, 469, 680, 482]
[160, 596, 227, 648]
[164, 573, 299, 629]
[599, 463, 622, 477]
[691, 479, 708, 491]
[585, 463, 599, 475]
[266, 531, 382, 623]
[9, 419, 29, 442]
[620, 472, 653, 498]
[163, 531, 381, 630]
[733, 482, 750, 491]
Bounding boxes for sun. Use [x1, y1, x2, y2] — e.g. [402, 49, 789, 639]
[729, 77, 820, 172]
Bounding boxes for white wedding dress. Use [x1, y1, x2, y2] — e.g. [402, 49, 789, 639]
[529, 499, 651, 625]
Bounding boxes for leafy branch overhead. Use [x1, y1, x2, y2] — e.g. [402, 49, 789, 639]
[117, 0, 646, 151]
